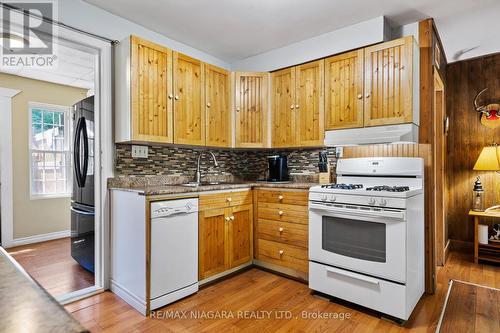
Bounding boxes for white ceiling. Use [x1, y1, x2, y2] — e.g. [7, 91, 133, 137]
[0, 42, 95, 90]
[84, 0, 500, 64]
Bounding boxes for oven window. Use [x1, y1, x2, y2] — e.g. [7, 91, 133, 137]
[322, 216, 386, 262]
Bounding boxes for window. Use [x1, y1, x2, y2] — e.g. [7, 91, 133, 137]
[29, 102, 72, 199]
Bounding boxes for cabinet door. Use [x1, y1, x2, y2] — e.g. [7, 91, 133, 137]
[198, 208, 228, 280]
[325, 50, 364, 129]
[295, 60, 324, 146]
[130, 36, 173, 143]
[173, 52, 205, 145]
[234, 72, 269, 148]
[271, 68, 296, 147]
[228, 204, 253, 268]
[364, 36, 413, 126]
[205, 64, 231, 147]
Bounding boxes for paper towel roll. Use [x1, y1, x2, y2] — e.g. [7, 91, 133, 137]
[478, 224, 489, 245]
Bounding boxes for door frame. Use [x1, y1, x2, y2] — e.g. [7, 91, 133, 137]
[433, 68, 447, 266]
[0, 18, 113, 302]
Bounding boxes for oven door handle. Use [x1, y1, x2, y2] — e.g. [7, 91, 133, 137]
[326, 266, 380, 285]
[309, 203, 405, 221]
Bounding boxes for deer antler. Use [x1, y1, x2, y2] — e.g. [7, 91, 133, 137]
[473, 88, 491, 117]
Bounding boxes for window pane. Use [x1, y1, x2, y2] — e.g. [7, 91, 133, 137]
[43, 111, 54, 124]
[32, 109, 43, 124]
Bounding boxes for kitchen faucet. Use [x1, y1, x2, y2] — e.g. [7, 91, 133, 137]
[195, 151, 219, 184]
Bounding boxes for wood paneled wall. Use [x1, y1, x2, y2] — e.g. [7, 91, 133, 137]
[446, 53, 500, 243]
[343, 143, 435, 293]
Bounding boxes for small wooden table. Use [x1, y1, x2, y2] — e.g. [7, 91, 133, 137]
[469, 210, 500, 264]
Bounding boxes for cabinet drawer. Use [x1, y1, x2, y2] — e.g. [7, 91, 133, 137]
[257, 202, 308, 225]
[257, 219, 308, 248]
[258, 239, 308, 273]
[257, 189, 308, 206]
[199, 190, 252, 210]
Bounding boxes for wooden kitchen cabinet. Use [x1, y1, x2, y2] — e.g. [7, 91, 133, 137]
[271, 67, 296, 147]
[271, 60, 324, 148]
[198, 190, 253, 280]
[116, 36, 174, 144]
[234, 72, 269, 148]
[198, 208, 228, 279]
[325, 49, 364, 130]
[205, 64, 231, 147]
[364, 36, 414, 126]
[173, 52, 205, 145]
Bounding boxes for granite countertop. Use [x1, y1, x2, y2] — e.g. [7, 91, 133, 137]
[109, 181, 317, 196]
[0, 247, 88, 333]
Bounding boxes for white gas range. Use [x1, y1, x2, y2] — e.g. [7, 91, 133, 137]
[308, 157, 424, 321]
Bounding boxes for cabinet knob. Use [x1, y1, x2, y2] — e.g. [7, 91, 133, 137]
[290, 104, 294, 110]
[365, 93, 370, 98]
[226, 197, 232, 202]
[279, 250, 284, 256]
[230, 215, 235, 221]
[295, 104, 299, 109]
[236, 107, 240, 112]
[168, 94, 173, 99]
[225, 216, 230, 222]
[400, 65, 405, 70]
[279, 227, 284, 233]
[278, 195, 284, 201]
[174, 95, 179, 100]
[207, 102, 211, 108]
[357, 94, 363, 99]
[278, 210, 284, 216]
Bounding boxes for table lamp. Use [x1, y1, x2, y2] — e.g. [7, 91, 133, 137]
[473, 144, 500, 212]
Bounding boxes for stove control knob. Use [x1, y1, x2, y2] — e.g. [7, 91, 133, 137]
[329, 195, 336, 202]
[379, 199, 387, 207]
[368, 198, 376, 205]
[321, 194, 327, 201]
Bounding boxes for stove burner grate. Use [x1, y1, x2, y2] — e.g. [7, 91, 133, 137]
[320, 183, 363, 190]
[366, 185, 410, 192]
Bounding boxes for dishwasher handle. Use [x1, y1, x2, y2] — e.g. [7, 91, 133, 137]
[151, 201, 198, 218]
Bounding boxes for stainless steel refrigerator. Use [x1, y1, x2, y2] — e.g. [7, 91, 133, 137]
[71, 96, 95, 273]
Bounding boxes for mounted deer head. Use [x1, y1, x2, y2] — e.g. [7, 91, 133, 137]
[473, 88, 500, 129]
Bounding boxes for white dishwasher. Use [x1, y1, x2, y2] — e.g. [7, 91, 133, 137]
[150, 198, 199, 310]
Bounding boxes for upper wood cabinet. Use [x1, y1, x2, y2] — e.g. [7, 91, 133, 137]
[271, 60, 324, 148]
[325, 49, 364, 130]
[118, 36, 174, 144]
[271, 67, 296, 147]
[364, 36, 414, 126]
[234, 72, 269, 148]
[295, 60, 324, 146]
[173, 52, 205, 145]
[205, 64, 231, 147]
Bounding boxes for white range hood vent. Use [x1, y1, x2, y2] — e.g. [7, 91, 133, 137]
[324, 123, 419, 147]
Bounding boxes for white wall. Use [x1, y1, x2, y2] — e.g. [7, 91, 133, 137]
[230, 16, 387, 72]
[58, 0, 229, 69]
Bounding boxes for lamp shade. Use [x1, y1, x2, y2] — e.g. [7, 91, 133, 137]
[473, 146, 500, 171]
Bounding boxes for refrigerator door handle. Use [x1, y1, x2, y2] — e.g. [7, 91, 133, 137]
[81, 117, 89, 187]
[70, 207, 95, 216]
[73, 117, 84, 188]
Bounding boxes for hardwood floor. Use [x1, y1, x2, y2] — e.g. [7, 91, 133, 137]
[64, 250, 500, 333]
[7, 237, 94, 297]
[438, 280, 499, 333]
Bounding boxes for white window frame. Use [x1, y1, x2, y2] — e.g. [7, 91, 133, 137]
[28, 101, 72, 200]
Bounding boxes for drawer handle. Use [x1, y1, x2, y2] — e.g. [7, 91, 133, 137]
[278, 195, 284, 201]
[226, 197, 232, 202]
[278, 210, 284, 216]
[229, 215, 235, 221]
[279, 227, 284, 233]
[225, 216, 230, 222]
[279, 250, 284, 256]
[326, 267, 380, 285]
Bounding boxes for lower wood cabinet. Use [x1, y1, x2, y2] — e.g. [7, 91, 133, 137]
[198, 191, 253, 280]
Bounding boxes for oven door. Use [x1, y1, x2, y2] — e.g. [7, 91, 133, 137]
[309, 202, 406, 283]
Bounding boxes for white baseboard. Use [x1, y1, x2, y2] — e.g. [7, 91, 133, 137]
[9, 230, 71, 247]
[110, 279, 147, 315]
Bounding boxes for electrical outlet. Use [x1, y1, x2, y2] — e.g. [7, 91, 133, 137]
[335, 146, 343, 158]
[131, 145, 148, 158]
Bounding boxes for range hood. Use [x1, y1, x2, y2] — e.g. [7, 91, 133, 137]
[324, 123, 419, 146]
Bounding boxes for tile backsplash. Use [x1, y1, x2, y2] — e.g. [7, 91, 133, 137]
[115, 144, 336, 181]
